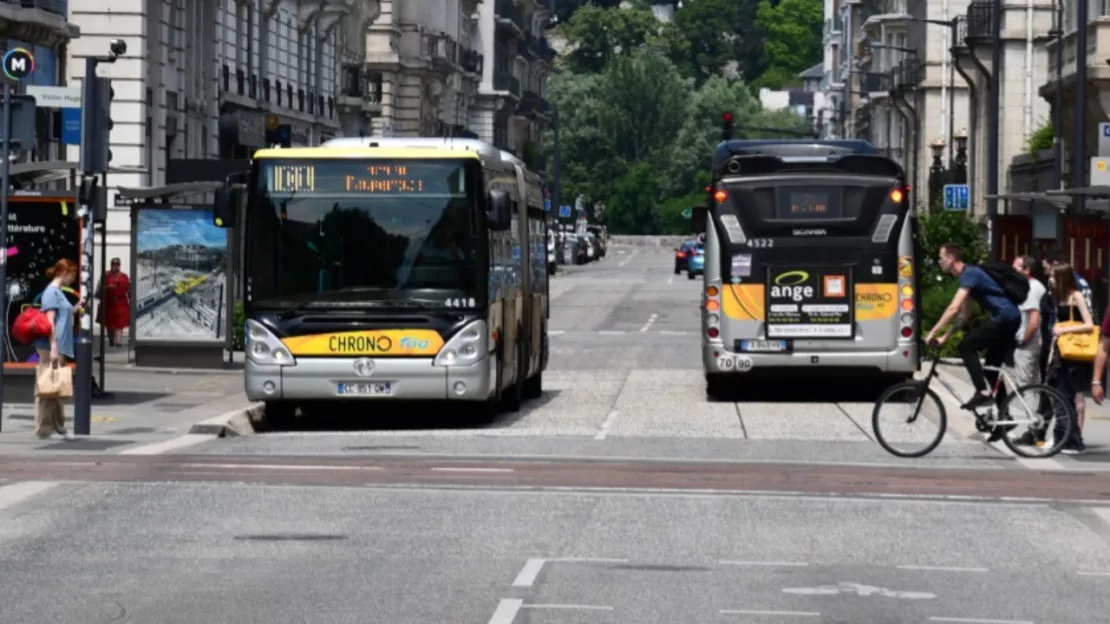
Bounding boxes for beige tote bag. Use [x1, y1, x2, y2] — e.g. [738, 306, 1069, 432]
[36, 362, 73, 399]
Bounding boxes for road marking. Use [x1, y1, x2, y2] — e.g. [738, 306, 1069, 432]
[721, 610, 820, 617]
[487, 598, 522, 624]
[176, 463, 383, 471]
[927, 612, 1030, 617]
[639, 313, 657, 333]
[512, 558, 545, 587]
[548, 330, 566, 336]
[897, 565, 988, 573]
[594, 410, 619, 440]
[430, 467, 513, 473]
[720, 560, 809, 567]
[118, 433, 217, 455]
[667, 276, 673, 284]
[550, 557, 629, 563]
[520, 604, 613, 610]
[618, 249, 639, 267]
[0, 481, 58, 511]
[659, 330, 688, 335]
[597, 330, 626, 335]
[1077, 571, 1110, 577]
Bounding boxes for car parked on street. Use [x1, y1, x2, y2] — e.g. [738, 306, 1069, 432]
[687, 243, 705, 279]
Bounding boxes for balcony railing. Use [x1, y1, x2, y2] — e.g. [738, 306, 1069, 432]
[495, 0, 525, 34]
[890, 58, 925, 90]
[462, 50, 484, 74]
[965, 1, 993, 41]
[494, 71, 521, 97]
[520, 90, 550, 117]
[860, 72, 890, 92]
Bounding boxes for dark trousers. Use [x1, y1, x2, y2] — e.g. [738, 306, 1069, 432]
[959, 318, 1022, 395]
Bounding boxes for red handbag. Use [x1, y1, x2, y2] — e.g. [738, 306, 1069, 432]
[11, 306, 51, 344]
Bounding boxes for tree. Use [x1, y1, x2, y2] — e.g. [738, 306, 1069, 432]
[670, 0, 764, 85]
[605, 162, 663, 234]
[557, 4, 663, 74]
[753, 0, 824, 90]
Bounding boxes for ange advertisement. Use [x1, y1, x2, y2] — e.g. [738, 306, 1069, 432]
[133, 207, 228, 343]
[2, 197, 80, 364]
[766, 267, 853, 339]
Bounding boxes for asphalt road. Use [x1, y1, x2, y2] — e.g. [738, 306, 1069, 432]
[2, 246, 1110, 624]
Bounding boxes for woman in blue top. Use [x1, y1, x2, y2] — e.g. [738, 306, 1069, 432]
[32, 258, 79, 441]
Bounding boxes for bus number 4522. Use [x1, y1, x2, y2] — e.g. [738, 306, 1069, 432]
[748, 239, 773, 248]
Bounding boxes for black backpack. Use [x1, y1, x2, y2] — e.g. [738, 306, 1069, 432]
[980, 262, 1030, 305]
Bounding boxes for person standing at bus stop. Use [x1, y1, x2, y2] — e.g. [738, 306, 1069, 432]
[96, 257, 130, 347]
[32, 259, 79, 441]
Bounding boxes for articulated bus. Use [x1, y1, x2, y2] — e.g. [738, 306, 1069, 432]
[695, 140, 921, 400]
[211, 137, 550, 425]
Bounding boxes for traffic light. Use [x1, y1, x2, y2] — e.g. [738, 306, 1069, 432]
[80, 77, 114, 173]
[721, 111, 734, 142]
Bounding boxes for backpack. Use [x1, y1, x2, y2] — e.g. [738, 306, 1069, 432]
[980, 262, 1030, 305]
[11, 305, 51, 344]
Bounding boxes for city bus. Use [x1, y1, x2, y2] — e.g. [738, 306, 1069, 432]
[210, 137, 550, 425]
[694, 140, 920, 400]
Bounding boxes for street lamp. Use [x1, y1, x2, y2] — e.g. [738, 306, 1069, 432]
[953, 127, 968, 156]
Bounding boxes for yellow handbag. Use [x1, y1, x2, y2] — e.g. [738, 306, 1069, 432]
[1056, 305, 1100, 363]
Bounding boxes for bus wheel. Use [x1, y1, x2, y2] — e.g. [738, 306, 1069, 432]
[263, 401, 297, 431]
[501, 331, 524, 412]
[523, 373, 543, 400]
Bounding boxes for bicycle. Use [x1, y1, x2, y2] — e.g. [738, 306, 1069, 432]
[871, 342, 1075, 458]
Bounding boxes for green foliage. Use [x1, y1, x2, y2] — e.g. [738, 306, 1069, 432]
[606, 162, 663, 234]
[231, 300, 245, 351]
[558, 5, 667, 74]
[1027, 122, 1054, 157]
[753, 0, 824, 90]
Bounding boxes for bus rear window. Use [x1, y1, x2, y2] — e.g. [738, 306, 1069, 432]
[778, 187, 839, 219]
[727, 183, 884, 223]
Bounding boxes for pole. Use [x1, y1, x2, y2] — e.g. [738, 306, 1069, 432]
[1074, 0, 1088, 216]
[1052, 0, 1061, 189]
[74, 57, 97, 436]
[948, 20, 956, 164]
[986, 0, 1002, 260]
[0, 85, 12, 432]
[552, 105, 560, 224]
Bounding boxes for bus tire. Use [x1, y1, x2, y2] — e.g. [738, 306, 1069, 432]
[501, 327, 524, 412]
[706, 374, 730, 402]
[263, 401, 297, 431]
[524, 373, 543, 400]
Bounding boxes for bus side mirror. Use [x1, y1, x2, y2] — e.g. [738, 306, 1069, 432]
[212, 188, 238, 228]
[691, 205, 707, 234]
[487, 189, 511, 231]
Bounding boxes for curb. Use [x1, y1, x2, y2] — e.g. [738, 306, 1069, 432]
[188, 402, 263, 437]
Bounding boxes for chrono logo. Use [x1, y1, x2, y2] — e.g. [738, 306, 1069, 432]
[770, 270, 815, 302]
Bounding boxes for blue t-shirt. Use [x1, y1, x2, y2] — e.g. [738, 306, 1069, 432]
[32, 285, 75, 359]
[959, 266, 1020, 324]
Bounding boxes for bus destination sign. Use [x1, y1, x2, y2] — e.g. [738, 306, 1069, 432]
[264, 161, 466, 195]
[766, 268, 853, 338]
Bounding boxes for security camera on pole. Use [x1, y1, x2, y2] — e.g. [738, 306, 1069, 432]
[73, 39, 126, 436]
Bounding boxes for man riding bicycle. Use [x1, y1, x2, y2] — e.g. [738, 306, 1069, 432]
[925, 243, 1022, 418]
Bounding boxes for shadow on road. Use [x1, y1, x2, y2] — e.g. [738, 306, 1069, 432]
[712, 374, 902, 404]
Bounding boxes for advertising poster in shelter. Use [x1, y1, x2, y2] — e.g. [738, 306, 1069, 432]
[3, 197, 80, 364]
[133, 207, 228, 343]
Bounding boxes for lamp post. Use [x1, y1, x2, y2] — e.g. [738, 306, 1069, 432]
[928, 128, 968, 211]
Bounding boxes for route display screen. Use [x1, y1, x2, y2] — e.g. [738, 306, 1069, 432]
[261, 160, 467, 196]
[776, 187, 841, 219]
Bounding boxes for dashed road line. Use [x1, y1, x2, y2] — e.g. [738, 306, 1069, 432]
[0, 481, 59, 512]
[548, 330, 566, 336]
[1077, 570, 1110, 577]
[659, 330, 689, 335]
[927, 618, 1033, 624]
[617, 249, 640, 267]
[594, 410, 620, 440]
[897, 565, 988, 573]
[512, 558, 545, 587]
[597, 330, 627, 335]
[639, 313, 658, 333]
[721, 609, 820, 617]
[487, 598, 523, 624]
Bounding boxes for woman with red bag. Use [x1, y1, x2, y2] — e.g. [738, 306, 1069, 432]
[96, 257, 130, 347]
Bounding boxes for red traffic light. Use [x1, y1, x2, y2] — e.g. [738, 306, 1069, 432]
[722, 111, 733, 123]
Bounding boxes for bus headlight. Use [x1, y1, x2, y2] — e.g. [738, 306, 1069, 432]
[245, 319, 296, 367]
[434, 320, 488, 367]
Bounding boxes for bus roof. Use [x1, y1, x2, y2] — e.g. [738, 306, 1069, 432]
[252, 146, 480, 160]
[322, 136, 504, 159]
[712, 139, 878, 168]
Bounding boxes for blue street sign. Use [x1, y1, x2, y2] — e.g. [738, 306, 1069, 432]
[544, 198, 551, 212]
[943, 184, 970, 211]
[61, 107, 80, 145]
[559, 204, 571, 218]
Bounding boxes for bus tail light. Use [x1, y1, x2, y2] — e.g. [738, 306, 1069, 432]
[707, 327, 720, 339]
[897, 263, 915, 341]
[705, 284, 723, 341]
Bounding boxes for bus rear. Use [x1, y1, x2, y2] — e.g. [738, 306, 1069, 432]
[698, 150, 920, 395]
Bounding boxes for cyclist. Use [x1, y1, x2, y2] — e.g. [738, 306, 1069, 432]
[925, 243, 1022, 416]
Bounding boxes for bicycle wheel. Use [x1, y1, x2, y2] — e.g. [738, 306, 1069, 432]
[997, 383, 1075, 459]
[872, 381, 948, 458]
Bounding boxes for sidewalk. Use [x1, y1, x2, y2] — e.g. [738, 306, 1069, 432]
[0, 348, 253, 455]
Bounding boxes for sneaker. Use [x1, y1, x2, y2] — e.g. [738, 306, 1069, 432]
[1012, 430, 1046, 447]
[962, 393, 995, 410]
[52, 430, 74, 441]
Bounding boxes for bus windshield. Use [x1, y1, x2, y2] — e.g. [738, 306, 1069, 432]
[246, 159, 480, 307]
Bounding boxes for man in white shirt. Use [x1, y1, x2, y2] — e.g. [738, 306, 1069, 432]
[1011, 255, 1046, 386]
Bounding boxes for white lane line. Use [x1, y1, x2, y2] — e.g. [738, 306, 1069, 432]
[176, 463, 383, 471]
[118, 434, 218, 455]
[521, 604, 613, 611]
[897, 565, 988, 573]
[719, 560, 810, 567]
[1077, 571, 1110, 577]
[430, 467, 514, 473]
[550, 557, 629, 563]
[594, 410, 619, 440]
[487, 598, 522, 624]
[548, 330, 566, 336]
[658, 330, 689, 335]
[927, 612, 1030, 617]
[512, 558, 545, 587]
[617, 249, 640, 267]
[0, 481, 59, 512]
[597, 330, 626, 335]
[639, 313, 658, 333]
[721, 609, 820, 617]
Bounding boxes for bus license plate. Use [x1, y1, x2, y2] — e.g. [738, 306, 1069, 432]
[740, 340, 789, 352]
[337, 382, 393, 396]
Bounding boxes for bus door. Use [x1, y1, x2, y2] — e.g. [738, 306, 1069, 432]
[713, 170, 908, 354]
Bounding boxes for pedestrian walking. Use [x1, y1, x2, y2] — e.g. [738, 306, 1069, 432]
[32, 258, 80, 441]
[96, 257, 130, 347]
[1047, 264, 1097, 454]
